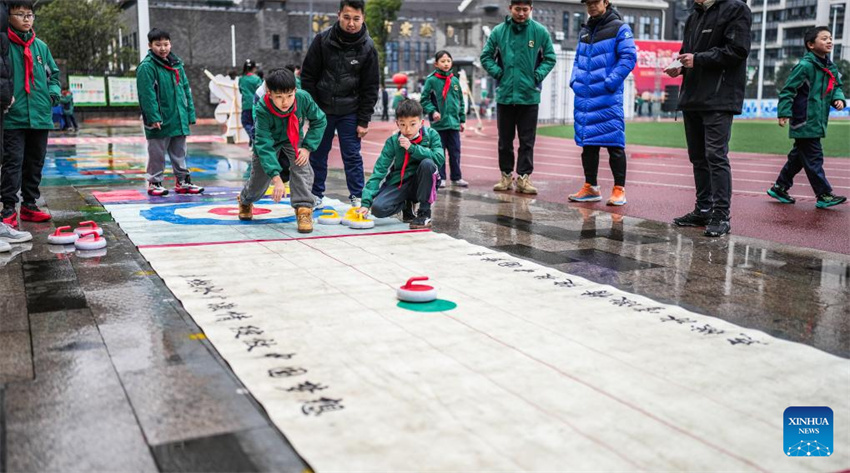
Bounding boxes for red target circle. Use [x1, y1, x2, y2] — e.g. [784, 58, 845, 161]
[208, 207, 272, 216]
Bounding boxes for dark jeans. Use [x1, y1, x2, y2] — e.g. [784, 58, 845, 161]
[310, 113, 364, 199]
[241, 109, 255, 143]
[497, 104, 538, 176]
[776, 138, 831, 196]
[437, 129, 462, 181]
[581, 146, 627, 187]
[1, 129, 50, 207]
[63, 113, 78, 130]
[371, 159, 439, 218]
[683, 111, 733, 217]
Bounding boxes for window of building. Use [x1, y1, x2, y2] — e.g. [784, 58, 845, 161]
[623, 15, 636, 36]
[272, 34, 280, 50]
[404, 41, 411, 70]
[387, 41, 399, 72]
[446, 23, 472, 46]
[287, 36, 302, 51]
[652, 17, 660, 40]
[563, 12, 571, 38]
[573, 12, 583, 39]
[639, 17, 651, 40]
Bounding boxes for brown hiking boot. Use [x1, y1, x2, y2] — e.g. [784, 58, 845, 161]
[515, 174, 538, 194]
[296, 207, 313, 233]
[493, 172, 513, 192]
[237, 196, 253, 221]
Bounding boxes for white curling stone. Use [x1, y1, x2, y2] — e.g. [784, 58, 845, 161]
[75, 237, 107, 251]
[48, 233, 78, 245]
[396, 286, 438, 303]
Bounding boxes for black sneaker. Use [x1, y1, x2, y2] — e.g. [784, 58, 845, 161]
[673, 209, 710, 227]
[704, 213, 731, 237]
[767, 184, 795, 204]
[410, 208, 432, 229]
[402, 201, 416, 223]
[816, 193, 847, 209]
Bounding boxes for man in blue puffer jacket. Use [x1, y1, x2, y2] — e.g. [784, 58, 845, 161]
[568, 0, 636, 206]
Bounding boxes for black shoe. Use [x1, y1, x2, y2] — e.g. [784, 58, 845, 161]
[704, 214, 731, 237]
[402, 201, 416, 223]
[767, 184, 795, 204]
[816, 192, 847, 209]
[410, 208, 432, 229]
[673, 209, 710, 227]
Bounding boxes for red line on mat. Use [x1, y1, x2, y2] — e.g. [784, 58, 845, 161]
[137, 228, 432, 249]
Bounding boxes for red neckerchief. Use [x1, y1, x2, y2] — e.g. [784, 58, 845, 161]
[264, 94, 299, 152]
[434, 71, 454, 100]
[398, 133, 424, 188]
[8, 29, 36, 94]
[154, 54, 180, 85]
[821, 67, 836, 97]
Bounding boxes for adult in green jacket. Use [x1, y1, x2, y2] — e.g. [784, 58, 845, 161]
[480, 0, 556, 195]
[136, 28, 202, 196]
[239, 59, 263, 144]
[238, 69, 327, 233]
[768, 27, 847, 209]
[1, 4, 61, 226]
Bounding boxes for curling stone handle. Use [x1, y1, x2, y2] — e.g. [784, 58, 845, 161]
[53, 226, 72, 235]
[78, 221, 96, 228]
[79, 231, 101, 241]
[403, 276, 429, 288]
[322, 209, 339, 217]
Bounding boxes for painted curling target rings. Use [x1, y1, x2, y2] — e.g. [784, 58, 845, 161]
[74, 221, 104, 236]
[48, 226, 79, 245]
[75, 231, 107, 251]
[397, 276, 438, 303]
[318, 209, 341, 225]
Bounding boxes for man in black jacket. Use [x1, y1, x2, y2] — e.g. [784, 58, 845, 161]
[0, 1, 13, 139]
[666, 0, 751, 237]
[301, 0, 380, 208]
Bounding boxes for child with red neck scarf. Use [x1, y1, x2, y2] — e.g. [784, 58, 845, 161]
[1, 0, 61, 228]
[136, 28, 203, 197]
[237, 68, 327, 234]
[421, 50, 467, 189]
[357, 100, 445, 229]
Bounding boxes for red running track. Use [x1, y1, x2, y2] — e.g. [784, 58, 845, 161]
[326, 120, 849, 255]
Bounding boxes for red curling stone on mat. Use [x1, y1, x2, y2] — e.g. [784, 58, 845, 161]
[47, 226, 79, 245]
[74, 231, 107, 251]
[74, 221, 104, 236]
[397, 277, 438, 303]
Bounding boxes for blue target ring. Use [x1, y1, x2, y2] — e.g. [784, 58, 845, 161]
[140, 199, 322, 226]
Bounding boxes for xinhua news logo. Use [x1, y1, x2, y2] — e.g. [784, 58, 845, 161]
[784, 406, 833, 457]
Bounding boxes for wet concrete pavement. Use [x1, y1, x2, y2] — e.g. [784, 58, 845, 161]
[0, 126, 848, 471]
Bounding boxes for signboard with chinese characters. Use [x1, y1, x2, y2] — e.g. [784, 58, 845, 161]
[633, 40, 682, 93]
[68, 75, 107, 106]
[107, 77, 139, 106]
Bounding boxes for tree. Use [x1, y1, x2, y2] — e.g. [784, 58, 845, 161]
[35, 0, 128, 73]
[773, 61, 796, 95]
[365, 0, 402, 83]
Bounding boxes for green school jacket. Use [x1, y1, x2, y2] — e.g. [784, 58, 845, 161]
[361, 127, 445, 208]
[480, 18, 556, 105]
[777, 51, 847, 139]
[60, 92, 74, 114]
[253, 89, 327, 178]
[420, 70, 466, 131]
[136, 50, 196, 139]
[4, 29, 61, 130]
[239, 74, 263, 112]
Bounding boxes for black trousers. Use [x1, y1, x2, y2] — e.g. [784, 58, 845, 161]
[437, 129, 462, 181]
[371, 159, 439, 218]
[683, 111, 733, 217]
[776, 138, 831, 196]
[497, 104, 538, 176]
[1, 129, 50, 207]
[581, 146, 627, 187]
